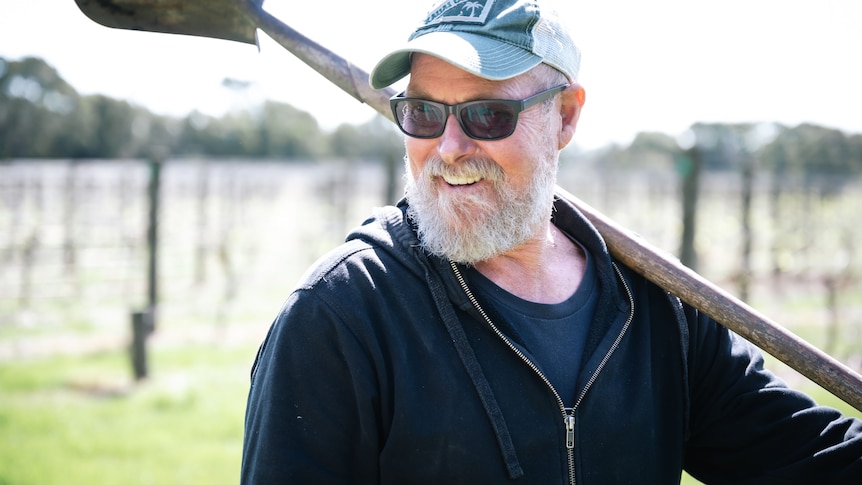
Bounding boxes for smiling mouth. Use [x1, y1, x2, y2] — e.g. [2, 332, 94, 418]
[441, 174, 482, 186]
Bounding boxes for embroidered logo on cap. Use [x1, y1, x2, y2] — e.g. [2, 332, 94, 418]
[423, 0, 495, 27]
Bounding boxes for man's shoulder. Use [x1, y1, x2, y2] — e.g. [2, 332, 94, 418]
[296, 204, 422, 291]
[297, 238, 380, 287]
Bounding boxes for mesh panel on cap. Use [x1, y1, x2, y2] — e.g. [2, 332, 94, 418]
[531, 13, 580, 82]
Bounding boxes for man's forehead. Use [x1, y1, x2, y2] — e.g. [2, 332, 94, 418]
[407, 53, 527, 96]
[409, 53, 490, 80]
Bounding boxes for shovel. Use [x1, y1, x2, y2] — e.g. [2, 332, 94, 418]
[75, 0, 862, 412]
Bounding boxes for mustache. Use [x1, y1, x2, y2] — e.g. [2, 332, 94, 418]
[419, 156, 505, 183]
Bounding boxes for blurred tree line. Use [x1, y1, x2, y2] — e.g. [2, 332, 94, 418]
[0, 56, 403, 161]
[592, 122, 862, 181]
[3, 55, 861, 180]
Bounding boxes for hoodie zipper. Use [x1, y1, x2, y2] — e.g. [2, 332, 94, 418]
[450, 261, 635, 485]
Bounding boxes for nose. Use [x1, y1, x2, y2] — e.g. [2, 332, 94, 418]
[437, 114, 476, 164]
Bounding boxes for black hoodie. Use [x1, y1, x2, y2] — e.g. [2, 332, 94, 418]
[242, 196, 862, 484]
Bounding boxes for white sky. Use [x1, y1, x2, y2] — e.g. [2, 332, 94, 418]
[2, 0, 861, 149]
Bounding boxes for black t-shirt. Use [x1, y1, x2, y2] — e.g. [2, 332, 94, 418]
[464, 242, 598, 405]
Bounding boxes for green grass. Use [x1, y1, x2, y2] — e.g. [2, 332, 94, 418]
[1, 340, 859, 484]
[0, 344, 255, 485]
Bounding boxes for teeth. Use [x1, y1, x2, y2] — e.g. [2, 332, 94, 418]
[442, 174, 481, 186]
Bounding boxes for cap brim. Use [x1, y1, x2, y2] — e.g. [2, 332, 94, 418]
[369, 31, 542, 90]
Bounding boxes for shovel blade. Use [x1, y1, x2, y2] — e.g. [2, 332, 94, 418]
[74, 0, 258, 45]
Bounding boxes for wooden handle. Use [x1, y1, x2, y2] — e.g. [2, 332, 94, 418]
[555, 186, 862, 411]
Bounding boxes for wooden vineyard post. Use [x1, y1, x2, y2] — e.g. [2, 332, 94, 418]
[129, 155, 162, 381]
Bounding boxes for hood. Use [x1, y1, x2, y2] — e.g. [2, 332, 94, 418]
[343, 198, 427, 279]
[343, 194, 629, 330]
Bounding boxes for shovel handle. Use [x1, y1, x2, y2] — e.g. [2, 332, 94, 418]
[555, 186, 862, 411]
[250, 6, 396, 121]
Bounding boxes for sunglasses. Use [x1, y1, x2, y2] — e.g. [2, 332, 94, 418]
[390, 84, 568, 141]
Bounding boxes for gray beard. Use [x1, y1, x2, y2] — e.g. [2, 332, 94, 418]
[405, 154, 558, 264]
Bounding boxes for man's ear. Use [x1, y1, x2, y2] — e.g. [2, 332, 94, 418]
[558, 84, 586, 149]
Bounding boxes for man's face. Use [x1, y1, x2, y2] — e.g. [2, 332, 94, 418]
[403, 54, 562, 264]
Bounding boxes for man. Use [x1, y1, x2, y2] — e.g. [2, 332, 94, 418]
[241, 1, 862, 483]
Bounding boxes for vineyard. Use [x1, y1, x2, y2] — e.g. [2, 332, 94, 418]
[0, 159, 387, 360]
[1, 158, 860, 373]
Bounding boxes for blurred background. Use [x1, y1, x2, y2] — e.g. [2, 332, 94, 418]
[1, 1, 861, 484]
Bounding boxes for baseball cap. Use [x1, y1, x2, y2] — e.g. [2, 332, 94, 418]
[369, 0, 581, 90]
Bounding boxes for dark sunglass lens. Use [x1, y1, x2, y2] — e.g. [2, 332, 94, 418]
[460, 102, 516, 140]
[395, 100, 445, 137]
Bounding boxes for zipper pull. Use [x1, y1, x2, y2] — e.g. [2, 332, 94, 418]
[565, 413, 575, 450]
